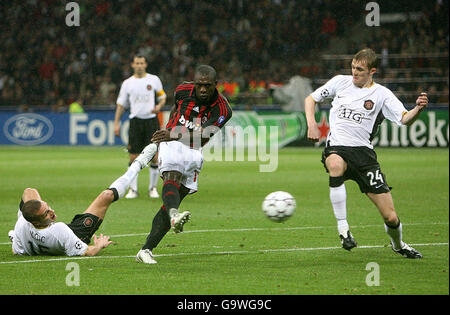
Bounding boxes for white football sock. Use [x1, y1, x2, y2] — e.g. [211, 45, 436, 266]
[130, 172, 138, 192]
[385, 222, 404, 250]
[109, 162, 141, 199]
[330, 184, 349, 236]
[149, 165, 159, 190]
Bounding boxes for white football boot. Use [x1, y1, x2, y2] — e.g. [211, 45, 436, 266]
[136, 249, 158, 264]
[149, 187, 159, 198]
[125, 189, 139, 199]
[169, 208, 191, 233]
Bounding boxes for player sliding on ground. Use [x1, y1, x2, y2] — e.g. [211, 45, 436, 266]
[305, 48, 428, 258]
[8, 144, 158, 257]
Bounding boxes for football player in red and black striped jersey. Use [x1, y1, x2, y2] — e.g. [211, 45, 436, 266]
[136, 65, 232, 264]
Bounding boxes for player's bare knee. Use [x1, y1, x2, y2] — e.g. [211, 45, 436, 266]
[384, 212, 399, 226]
[326, 156, 346, 176]
[100, 190, 115, 203]
[163, 171, 182, 184]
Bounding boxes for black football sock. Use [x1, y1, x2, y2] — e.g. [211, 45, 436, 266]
[141, 185, 191, 251]
[162, 180, 181, 210]
[142, 205, 171, 251]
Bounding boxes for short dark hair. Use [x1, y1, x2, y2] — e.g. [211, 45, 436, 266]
[21, 200, 42, 223]
[132, 54, 147, 63]
[195, 64, 217, 81]
[353, 48, 378, 70]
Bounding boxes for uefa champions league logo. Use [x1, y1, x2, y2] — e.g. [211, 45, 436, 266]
[3, 113, 54, 145]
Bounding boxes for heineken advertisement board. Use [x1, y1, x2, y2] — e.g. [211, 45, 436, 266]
[220, 110, 448, 148]
[0, 110, 447, 147]
[308, 110, 449, 148]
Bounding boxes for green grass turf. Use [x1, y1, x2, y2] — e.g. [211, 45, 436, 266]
[0, 146, 448, 295]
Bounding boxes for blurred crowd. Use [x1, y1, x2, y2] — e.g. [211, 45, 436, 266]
[0, 0, 448, 111]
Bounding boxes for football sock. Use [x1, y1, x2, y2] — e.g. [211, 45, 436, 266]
[162, 180, 180, 212]
[142, 186, 190, 251]
[149, 164, 159, 190]
[108, 162, 141, 199]
[108, 188, 119, 202]
[384, 220, 404, 250]
[329, 176, 348, 236]
[130, 169, 138, 192]
[142, 205, 171, 251]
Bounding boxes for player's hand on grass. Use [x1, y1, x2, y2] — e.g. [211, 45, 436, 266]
[94, 234, 112, 249]
[416, 92, 428, 110]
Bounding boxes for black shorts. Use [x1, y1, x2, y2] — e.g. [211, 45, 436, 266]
[67, 213, 103, 245]
[128, 117, 160, 154]
[321, 146, 391, 194]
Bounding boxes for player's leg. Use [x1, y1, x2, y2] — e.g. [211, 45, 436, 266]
[325, 153, 356, 250]
[125, 118, 143, 198]
[148, 118, 161, 198]
[160, 171, 191, 232]
[109, 142, 158, 200]
[137, 185, 191, 264]
[125, 156, 139, 199]
[149, 154, 160, 198]
[72, 143, 157, 244]
[84, 142, 157, 218]
[83, 189, 116, 220]
[161, 170, 182, 212]
[367, 192, 422, 258]
[67, 189, 114, 244]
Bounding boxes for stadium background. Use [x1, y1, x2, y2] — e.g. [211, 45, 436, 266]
[0, 1, 448, 148]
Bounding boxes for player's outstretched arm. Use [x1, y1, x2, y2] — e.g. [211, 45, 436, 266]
[84, 234, 112, 256]
[305, 95, 320, 142]
[401, 92, 428, 126]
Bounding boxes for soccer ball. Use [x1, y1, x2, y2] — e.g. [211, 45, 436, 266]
[262, 191, 296, 222]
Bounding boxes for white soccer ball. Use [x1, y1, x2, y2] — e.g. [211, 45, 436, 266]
[262, 191, 296, 222]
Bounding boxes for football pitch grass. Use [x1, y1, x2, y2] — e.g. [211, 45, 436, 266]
[0, 146, 448, 295]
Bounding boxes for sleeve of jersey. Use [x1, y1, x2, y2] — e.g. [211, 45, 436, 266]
[116, 81, 130, 108]
[203, 97, 232, 130]
[155, 77, 167, 101]
[57, 224, 89, 256]
[381, 88, 407, 126]
[310, 75, 344, 103]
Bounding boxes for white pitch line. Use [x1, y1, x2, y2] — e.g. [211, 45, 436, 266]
[0, 222, 448, 245]
[0, 242, 447, 265]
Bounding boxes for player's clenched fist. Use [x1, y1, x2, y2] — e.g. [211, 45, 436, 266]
[416, 92, 428, 109]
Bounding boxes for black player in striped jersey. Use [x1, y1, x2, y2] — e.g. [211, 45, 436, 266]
[136, 65, 232, 264]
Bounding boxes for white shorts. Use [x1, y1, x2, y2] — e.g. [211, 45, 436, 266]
[158, 141, 203, 194]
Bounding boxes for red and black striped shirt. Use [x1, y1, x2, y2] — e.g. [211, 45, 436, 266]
[166, 83, 232, 134]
